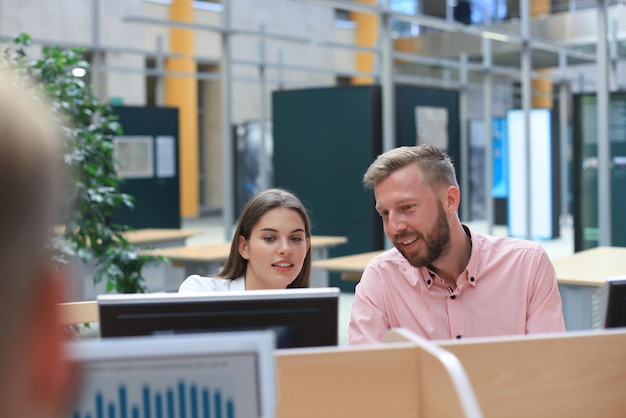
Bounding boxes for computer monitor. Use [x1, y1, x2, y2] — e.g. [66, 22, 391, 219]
[605, 277, 626, 328]
[67, 331, 276, 418]
[97, 287, 340, 348]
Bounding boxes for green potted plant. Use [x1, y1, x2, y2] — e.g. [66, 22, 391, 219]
[3, 33, 166, 295]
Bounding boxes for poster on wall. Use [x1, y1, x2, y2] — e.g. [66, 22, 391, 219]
[155, 135, 176, 178]
[415, 106, 449, 150]
[113, 136, 154, 179]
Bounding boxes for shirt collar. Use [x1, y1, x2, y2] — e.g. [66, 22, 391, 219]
[462, 224, 479, 287]
[229, 276, 246, 291]
[422, 225, 478, 288]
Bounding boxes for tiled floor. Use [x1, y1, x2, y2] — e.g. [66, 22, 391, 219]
[182, 215, 575, 346]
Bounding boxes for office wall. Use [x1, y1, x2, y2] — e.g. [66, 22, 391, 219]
[395, 84, 462, 216]
[0, 0, 146, 105]
[573, 92, 626, 250]
[273, 85, 384, 292]
[112, 106, 181, 229]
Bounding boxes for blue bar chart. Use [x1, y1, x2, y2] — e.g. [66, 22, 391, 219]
[71, 353, 258, 418]
[72, 380, 236, 418]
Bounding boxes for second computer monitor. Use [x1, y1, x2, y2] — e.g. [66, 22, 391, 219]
[605, 277, 626, 329]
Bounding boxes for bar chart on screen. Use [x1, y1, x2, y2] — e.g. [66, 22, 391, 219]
[68, 332, 276, 418]
[72, 354, 258, 418]
[72, 353, 254, 418]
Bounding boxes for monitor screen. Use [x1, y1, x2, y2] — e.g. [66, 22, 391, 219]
[67, 331, 276, 418]
[97, 287, 340, 348]
[605, 277, 626, 328]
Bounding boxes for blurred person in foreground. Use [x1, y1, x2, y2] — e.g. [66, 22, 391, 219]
[349, 144, 565, 344]
[0, 67, 77, 417]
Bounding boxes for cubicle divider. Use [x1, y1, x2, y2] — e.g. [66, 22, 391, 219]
[59, 302, 626, 418]
[438, 329, 626, 418]
[275, 334, 482, 418]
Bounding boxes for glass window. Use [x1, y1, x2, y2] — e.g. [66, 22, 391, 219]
[470, 0, 507, 24]
[390, 0, 420, 38]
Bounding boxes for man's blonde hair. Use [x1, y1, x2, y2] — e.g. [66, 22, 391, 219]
[363, 144, 459, 192]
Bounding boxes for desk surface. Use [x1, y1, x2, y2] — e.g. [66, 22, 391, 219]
[312, 245, 626, 286]
[54, 226, 202, 245]
[142, 236, 348, 263]
[551, 246, 626, 286]
[311, 250, 383, 274]
[123, 228, 203, 245]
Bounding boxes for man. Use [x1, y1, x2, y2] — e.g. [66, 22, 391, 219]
[348, 144, 565, 344]
[0, 68, 77, 417]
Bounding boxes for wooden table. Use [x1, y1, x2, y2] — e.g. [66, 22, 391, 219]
[54, 226, 203, 249]
[312, 246, 626, 332]
[61, 228, 203, 300]
[551, 246, 626, 286]
[143, 236, 348, 288]
[311, 251, 383, 280]
[551, 246, 626, 330]
[123, 228, 203, 248]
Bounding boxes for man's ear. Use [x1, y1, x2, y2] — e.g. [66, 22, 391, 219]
[238, 235, 250, 260]
[444, 185, 461, 214]
[22, 268, 80, 417]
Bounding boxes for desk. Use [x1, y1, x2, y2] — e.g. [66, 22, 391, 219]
[54, 226, 203, 249]
[68, 228, 203, 300]
[123, 228, 203, 248]
[143, 235, 348, 288]
[312, 250, 383, 280]
[551, 246, 626, 330]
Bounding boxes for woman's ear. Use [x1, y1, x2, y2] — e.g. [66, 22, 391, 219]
[238, 235, 250, 260]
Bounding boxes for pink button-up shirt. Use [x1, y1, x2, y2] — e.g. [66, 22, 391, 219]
[348, 227, 565, 344]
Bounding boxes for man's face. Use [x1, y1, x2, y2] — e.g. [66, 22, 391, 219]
[374, 163, 451, 267]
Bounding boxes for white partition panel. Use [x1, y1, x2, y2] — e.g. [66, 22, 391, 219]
[506, 109, 553, 240]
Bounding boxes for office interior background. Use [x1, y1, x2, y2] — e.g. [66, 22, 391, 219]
[2, 0, 623, 259]
[8, 4, 626, 415]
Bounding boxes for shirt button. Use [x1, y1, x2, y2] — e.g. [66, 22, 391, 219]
[450, 295, 456, 300]
[470, 276, 475, 282]
[456, 335, 462, 339]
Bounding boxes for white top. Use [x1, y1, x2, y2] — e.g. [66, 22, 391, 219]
[178, 275, 246, 293]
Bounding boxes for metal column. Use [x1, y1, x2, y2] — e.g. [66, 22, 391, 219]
[597, 0, 612, 247]
[520, 0, 533, 241]
[459, 53, 469, 221]
[483, 37, 494, 235]
[220, 0, 235, 240]
[258, 24, 269, 191]
[558, 52, 569, 231]
[91, 0, 103, 100]
[380, 1, 395, 152]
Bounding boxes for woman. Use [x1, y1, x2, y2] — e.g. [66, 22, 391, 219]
[179, 188, 312, 292]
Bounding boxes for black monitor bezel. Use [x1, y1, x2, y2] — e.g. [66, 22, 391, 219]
[604, 278, 626, 328]
[97, 288, 340, 348]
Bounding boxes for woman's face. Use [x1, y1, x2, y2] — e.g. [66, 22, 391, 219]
[238, 207, 310, 290]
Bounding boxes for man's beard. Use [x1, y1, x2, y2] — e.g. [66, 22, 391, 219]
[394, 201, 450, 268]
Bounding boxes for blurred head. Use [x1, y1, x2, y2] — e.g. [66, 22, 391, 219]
[0, 66, 75, 418]
[220, 188, 312, 289]
[363, 145, 460, 267]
